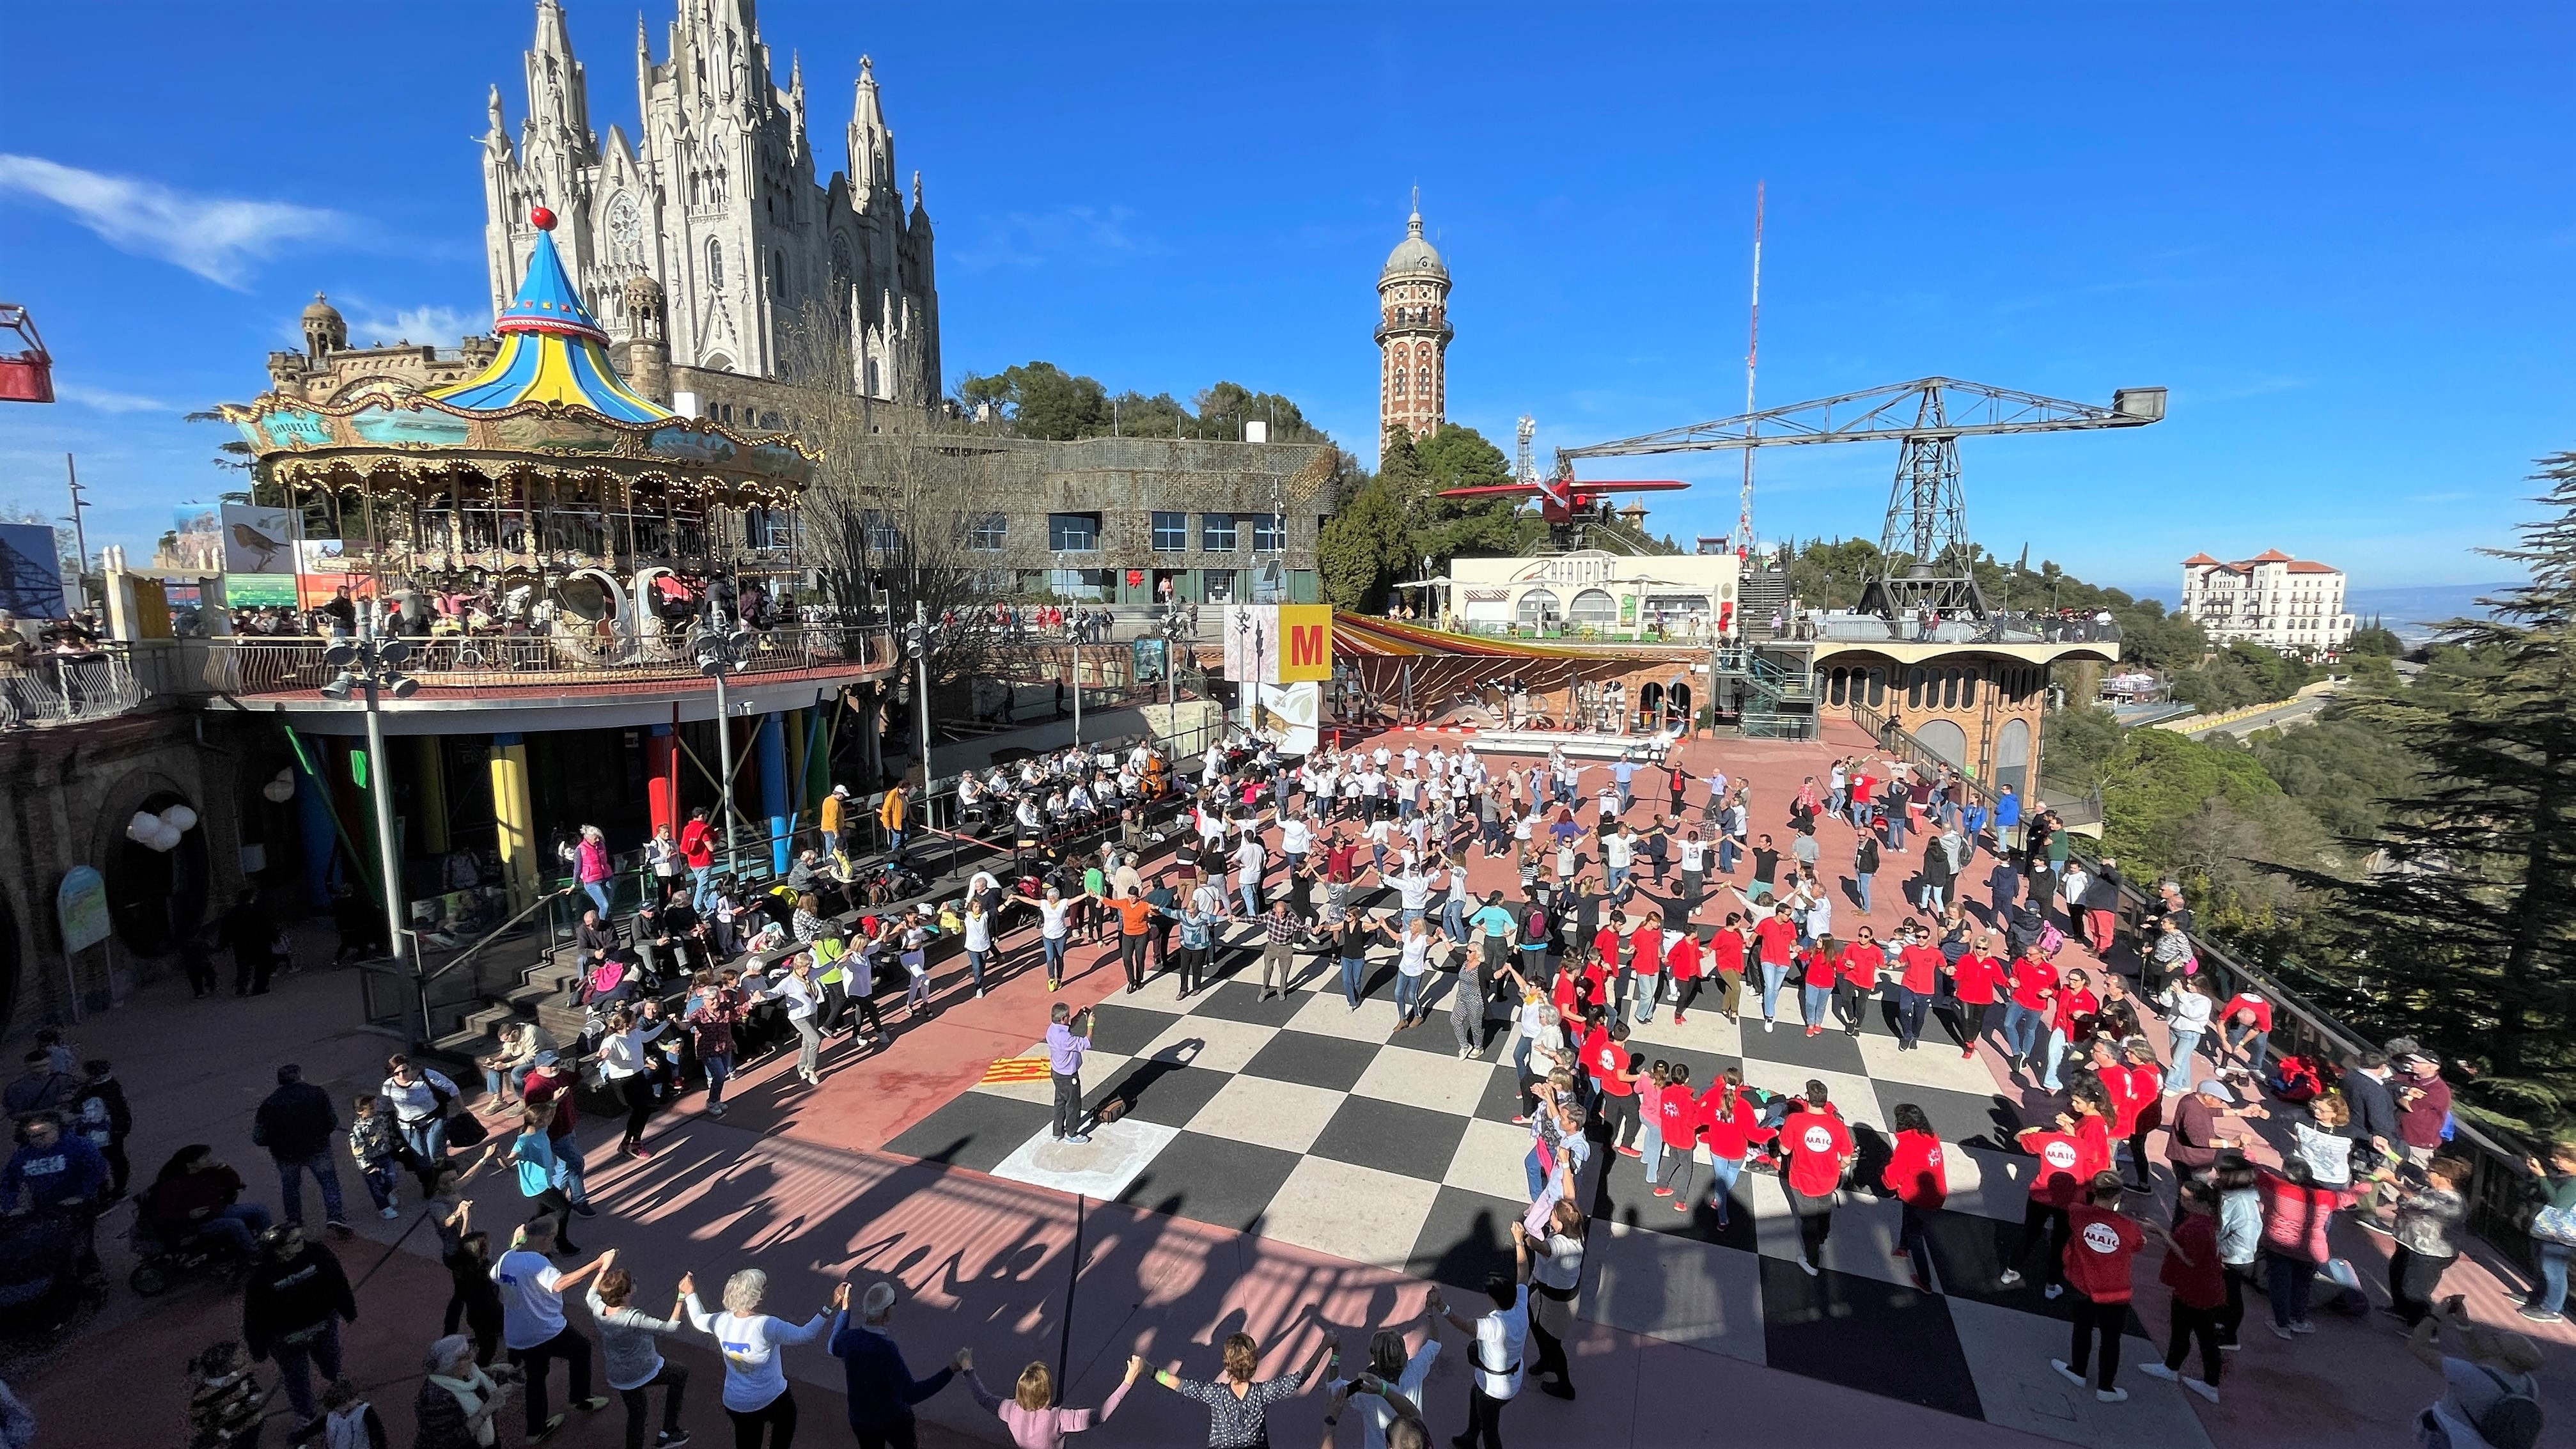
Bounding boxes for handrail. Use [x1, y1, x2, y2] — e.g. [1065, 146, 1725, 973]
[0, 646, 148, 726]
[202, 625, 901, 698]
[1846, 701, 2546, 1266]
[417, 886, 579, 989]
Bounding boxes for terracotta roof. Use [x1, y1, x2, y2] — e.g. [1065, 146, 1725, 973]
[2180, 552, 2222, 567]
[2285, 560, 2339, 574]
[2246, 549, 2294, 563]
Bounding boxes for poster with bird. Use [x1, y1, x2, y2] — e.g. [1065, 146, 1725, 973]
[219, 504, 295, 574]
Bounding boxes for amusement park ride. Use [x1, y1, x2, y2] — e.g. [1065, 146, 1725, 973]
[0, 304, 52, 403]
[1432, 415, 1690, 549]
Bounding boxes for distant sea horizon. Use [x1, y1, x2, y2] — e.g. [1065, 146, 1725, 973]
[2112, 581, 2516, 648]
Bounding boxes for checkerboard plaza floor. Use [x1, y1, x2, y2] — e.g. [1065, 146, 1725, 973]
[884, 921, 2217, 1448]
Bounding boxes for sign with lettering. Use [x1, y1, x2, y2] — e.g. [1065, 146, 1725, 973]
[1278, 604, 1332, 682]
[57, 866, 109, 953]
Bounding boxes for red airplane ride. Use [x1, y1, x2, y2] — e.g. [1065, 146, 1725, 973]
[1435, 463, 1690, 528]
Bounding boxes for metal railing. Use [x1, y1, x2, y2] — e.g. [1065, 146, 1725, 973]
[201, 625, 902, 698]
[0, 646, 148, 726]
[1442, 618, 1715, 645]
[1801, 610, 2125, 646]
[1846, 700, 2546, 1269]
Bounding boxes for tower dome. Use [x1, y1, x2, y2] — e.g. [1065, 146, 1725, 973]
[300, 291, 347, 359]
[1380, 208, 1447, 281]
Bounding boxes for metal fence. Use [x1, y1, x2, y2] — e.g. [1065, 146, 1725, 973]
[200, 625, 903, 698]
[0, 647, 147, 726]
[1846, 701, 2546, 1269]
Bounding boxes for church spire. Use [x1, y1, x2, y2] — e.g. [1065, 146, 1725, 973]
[848, 54, 891, 189]
[523, 0, 595, 159]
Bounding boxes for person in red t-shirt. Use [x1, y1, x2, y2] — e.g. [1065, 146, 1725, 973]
[2003, 1109, 2091, 1294]
[1665, 931, 1706, 1023]
[2003, 950, 2060, 1079]
[1648, 1061, 1699, 1200]
[1696, 1068, 1765, 1226]
[1628, 916, 1667, 1026]
[1948, 936, 2008, 1060]
[1779, 1081, 1855, 1275]
[2053, 1171, 2171, 1402]
[1881, 1103, 1948, 1289]
[2117, 1038, 2165, 1192]
[2041, 967, 2100, 1092]
[1751, 905, 1799, 1031]
[1891, 924, 1946, 1051]
[1834, 928, 1885, 1038]
[2143, 1180, 2226, 1402]
[1586, 1021, 1644, 1155]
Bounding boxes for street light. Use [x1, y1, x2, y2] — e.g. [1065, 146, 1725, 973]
[320, 605, 421, 1037]
[691, 603, 755, 873]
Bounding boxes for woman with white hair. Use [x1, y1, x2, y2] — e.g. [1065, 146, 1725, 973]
[682, 1267, 839, 1447]
[413, 1333, 513, 1449]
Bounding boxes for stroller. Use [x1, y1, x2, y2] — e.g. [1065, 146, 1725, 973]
[0, 1210, 93, 1335]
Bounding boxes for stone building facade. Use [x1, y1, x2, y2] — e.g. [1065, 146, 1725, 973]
[1377, 205, 1450, 442]
[2178, 549, 2355, 654]
[478, 0, 939, 405]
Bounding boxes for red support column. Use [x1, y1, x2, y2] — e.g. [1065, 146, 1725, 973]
[646, 721, 678, 836]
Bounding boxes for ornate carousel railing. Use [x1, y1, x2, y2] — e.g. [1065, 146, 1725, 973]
[200, 624, 902, 699]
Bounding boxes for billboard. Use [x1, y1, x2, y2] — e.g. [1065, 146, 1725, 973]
[166, 505, 224, 571]
[0, 523, 68, 618]
[219, 503, 296, 574]
[226, 575, 297, 608]
[1277, 604, 1332, 682]
[1221, 604, 1278, 684]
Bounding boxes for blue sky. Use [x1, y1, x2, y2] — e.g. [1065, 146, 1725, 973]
[1, 1, 2568, 595]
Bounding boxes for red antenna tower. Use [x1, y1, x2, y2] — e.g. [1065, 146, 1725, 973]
[1735, 182, 1763, 558]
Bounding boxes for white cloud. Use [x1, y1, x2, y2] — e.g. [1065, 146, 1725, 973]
[954, 205, 1159, 272]
[0, 153, 347, 289]
[53, 382, 172, 414]
[341, 303, 486, 347]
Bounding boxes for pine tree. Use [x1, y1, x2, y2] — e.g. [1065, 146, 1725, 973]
[2294, 453, 2576, 1131]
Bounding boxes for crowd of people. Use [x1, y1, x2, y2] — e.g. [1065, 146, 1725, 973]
[4, 712, 2566, 1449]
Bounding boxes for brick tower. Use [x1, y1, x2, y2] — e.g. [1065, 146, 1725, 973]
[1377, 195, 1451, 441]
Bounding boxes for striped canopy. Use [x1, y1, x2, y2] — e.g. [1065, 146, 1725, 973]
[425, 216, 670, 425]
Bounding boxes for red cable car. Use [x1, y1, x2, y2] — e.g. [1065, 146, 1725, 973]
[0, 305, 54, 403]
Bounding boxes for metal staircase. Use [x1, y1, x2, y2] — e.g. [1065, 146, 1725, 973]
[1712, 644, 1816, 739]
[1737, 567, 1791, 638]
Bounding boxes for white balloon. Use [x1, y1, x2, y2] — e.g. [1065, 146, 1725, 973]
[160, 804, 199, 833]
[127, 811, 161, 843]
[151, 825, 183, 852]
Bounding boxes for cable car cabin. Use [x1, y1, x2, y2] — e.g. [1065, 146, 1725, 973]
[0, 305, 52, 403]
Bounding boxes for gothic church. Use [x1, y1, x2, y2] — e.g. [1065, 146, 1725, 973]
[478, 0, 939, 406]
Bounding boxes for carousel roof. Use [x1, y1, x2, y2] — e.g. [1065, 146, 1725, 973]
[423, 207, 670, 424]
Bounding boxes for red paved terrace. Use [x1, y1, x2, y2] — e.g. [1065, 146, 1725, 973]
[8, 722, 2568, 1448]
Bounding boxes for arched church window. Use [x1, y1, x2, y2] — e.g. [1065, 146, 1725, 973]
[607, 193, 643, 268]
[1417, 368, 1431, 395]
[1392, 371, 1407, 398]
[770, 250, 785, 299]
[706, 238, 726, 290]
[830, 231, 854, 290]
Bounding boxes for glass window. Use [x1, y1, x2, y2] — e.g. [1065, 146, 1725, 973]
[1868, 669, 1886, 708]
[862, 510, 903, 554]
[1569, 589, 1617, 626]
[1251, 513, 1284, 552]
[1201, 568, 1237, 603]
[1906, 668, 1925, 709]
[1151, 512, 1187, 552]
[1962, 671, 1979, 707]
[1515, 588, 1559, 625]
[1201, 514, 1238, 551]
[1047, 513, 1100, 552]
[967, 514, 1005, 552]
[1045, 568, 1113, 600]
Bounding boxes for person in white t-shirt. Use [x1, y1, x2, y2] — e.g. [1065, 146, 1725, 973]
[1324, 1302, 1441, 1449]
[1434, 1234, 1530, 1449]
[492, 1219, 614, 1439]
[1518, 1203, 1586, 1400]
[682, 1268, 836, 1446]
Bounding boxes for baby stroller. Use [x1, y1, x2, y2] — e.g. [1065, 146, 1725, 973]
[0, 1210, 93, 1335]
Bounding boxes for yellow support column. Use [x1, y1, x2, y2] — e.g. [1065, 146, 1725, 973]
[489, 733, 537, 914]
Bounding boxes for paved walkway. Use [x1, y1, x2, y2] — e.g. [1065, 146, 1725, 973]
[6, 721, 2571, 1448]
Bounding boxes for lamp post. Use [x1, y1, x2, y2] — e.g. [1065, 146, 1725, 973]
[320, 604, 420, 1037]
[906, 600, 937, 831]
[692, 605, 752, 873]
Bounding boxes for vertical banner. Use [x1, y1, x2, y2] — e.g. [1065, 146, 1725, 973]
[1276, 604, 1332, 682]
[1221, 604, 1279, 683]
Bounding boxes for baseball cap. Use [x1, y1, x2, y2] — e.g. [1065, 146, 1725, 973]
[533, 1050, 559, 1067]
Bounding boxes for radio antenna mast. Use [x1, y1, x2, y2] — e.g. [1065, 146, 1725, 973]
[1735, 182, 1763, 558]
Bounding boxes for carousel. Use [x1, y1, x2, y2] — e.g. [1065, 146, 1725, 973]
[221, 207, 824, 673]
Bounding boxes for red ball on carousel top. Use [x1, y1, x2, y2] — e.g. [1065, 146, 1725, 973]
[529, 205, 557, 231]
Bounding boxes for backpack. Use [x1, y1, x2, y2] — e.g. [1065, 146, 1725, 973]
[2472, 1366, 2544, 1449]
[1522, 907, 1549, 949]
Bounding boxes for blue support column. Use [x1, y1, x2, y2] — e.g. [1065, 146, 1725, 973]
[293, 743, 339, 911]
[756, 711, 790, 875]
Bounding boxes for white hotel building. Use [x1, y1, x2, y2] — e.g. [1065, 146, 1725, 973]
[2178, 549, 2357, 654]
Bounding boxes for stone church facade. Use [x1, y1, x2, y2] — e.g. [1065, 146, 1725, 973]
[478, 0, 940, 407]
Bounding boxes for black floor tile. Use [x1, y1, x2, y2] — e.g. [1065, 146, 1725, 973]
[1587, 1143, 1761, 1252]
[1407, 1185, 1531, 1291]
[1873, 1078, 2025, 1154]
[1189, 980, 1310, 1029]
[1307, 1095, 1472, 1181]
[1921, 1210, 2150, 1336]
[1081, 1001, 1185, 1056]
[1735, 1017, 1870, 1076]
[1114, 1131, 1304, 1234]
[1238, 1030, 1383, 1092]
[1088, 1059, 1230, 1129]
[882, 1093, 1053, 1175]
[1760, 1256, 1985, 1419]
